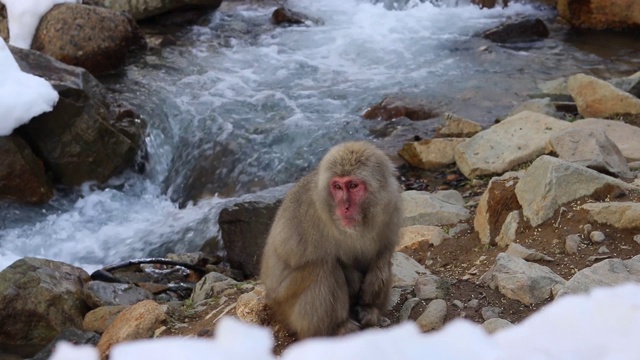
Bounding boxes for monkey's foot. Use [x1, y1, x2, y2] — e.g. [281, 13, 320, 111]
[336, 319, 361, 335]
[355, 305, 381, 327]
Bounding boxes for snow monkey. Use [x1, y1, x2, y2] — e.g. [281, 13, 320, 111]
[260, 141, 402, 338]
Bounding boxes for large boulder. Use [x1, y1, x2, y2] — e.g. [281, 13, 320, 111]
[87, 0, 223, 20]
[567, 74, 640, 119]
[10, 45, 146, 187]
[557, 0, 640, 30]
[32, 3, 144, 76]
[218, 185, 291, 277]
[0, 258, 90, 357]
[0, 135, 53, 204]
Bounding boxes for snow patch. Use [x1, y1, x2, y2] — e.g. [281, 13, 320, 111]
[0, 37, 58, 136]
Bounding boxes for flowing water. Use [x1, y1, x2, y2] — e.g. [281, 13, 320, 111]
[1, 0, 639, 272]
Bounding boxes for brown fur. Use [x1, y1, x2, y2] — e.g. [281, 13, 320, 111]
[260, 141, 402, 338]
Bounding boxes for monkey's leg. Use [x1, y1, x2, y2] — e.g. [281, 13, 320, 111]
[356, 252, 393, 327]
[287, 261, 360, 338]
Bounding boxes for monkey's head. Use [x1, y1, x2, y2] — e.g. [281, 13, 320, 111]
[317, 141, 397, 230]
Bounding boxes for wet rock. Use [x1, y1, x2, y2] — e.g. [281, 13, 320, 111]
[0, 135, 52, 204]
[32, 4, 144, 76]
[416, 299, 447, 332]
[10, 45, 146, 187]
[218, 187, 289, 278]
[97, 300, 166, 360]
[481, 306, 502, 320]
[454, 111, 571, 179]
[471, 0, 509, 9]
[479, 253, 566, 305]
[569, 118, 640, 162]
[414, 274, 449, 300]
[399, 297, 421, 322]
[88, 0, 223, 20]
[402, 190, 470, 227]
[436, 113, 482, 138]
[392, 252, 430, 288]
[495, 211, 521, 247]
[565, 234, 581, 254]
[506, 243, 554, 262]
[515, 155, 633, 226]
[272, 7, 319, 26]
[398, 138, 467, 170]
[558, 255, 640, 296]
[474, 172, 522, 245]
[0, 258, 90, 357]
[568, 73, 640, 119]
[31, 328, 100, 360]
[481, 18, 549, 44]
[83, 305, 129, 334]
[582, 202, 640, 229]
[482, 318, 513, 333]
[546, 127, 632, 178]
[84, 281, 154, 308]
[557, 0, 640, 30]
[397, 225, 448, 250]
[363, 96, 439, 121]
[609, 71, 640, 99]
[191, 272, 238, 303]
[236, 285, 270, 326]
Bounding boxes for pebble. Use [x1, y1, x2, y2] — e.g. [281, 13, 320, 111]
[481, 318, 514, 334]
[452, 300, 464, 309]
[416, 299, 447, 332]
[634, 234, 640, 245]
[598, 246, 610, 254]
[398, 298, 421, 322]
[565, 234, 581, 254]
[583, 224, 592, 235]
[590, 231, 606, 243]
[481, 306, 502, 321]
[466, 299, 480, 309]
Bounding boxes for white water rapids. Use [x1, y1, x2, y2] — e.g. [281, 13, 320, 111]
[1, 0, 637, 272]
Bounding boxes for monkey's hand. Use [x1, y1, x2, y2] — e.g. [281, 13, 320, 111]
[354, 305, 381, 327]
[336, 319, 361, 335]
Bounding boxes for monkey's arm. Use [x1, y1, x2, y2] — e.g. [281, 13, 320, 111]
[356, 249, 394, 326]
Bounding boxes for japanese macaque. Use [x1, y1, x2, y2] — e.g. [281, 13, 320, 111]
[260, 141, 402, 338]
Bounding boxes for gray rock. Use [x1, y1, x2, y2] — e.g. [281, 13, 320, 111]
[570, 118, 640, 162]
[414, 274, 449, 300]
[479, 253, 566, 305]
[474, 172, 522, 245]
[398, 297, 421, 322]
[496, 211, 521, 247]
[452, 300, 464, 309]
[436, 113, 482, 138]
[506, 243, 554, 262]
[481, 306, 502, 320]
[634, 235, 640, 245]
[398, 138, 467, 170]
[608, 72, 640, 98]
[10, 45, 146, 187]
[84, 281, 153, 308]
[0, 258, 90, 357]
[454, 110, 571, 179]
[402, 190, 470, 227]
[218, 185, 290, 277]
[31, 328, 100, 360]
[416, 299, 447, 332]
[481, 318, 514, 334]
[598, 246, 610, 254]
[509, 98, 561, 118]
[558, 255, 640, 296]
[565, 234, 581, 254]
[590, 231, 606, 243]
[0, 135, 52, 204]
[387, 288, 403, 310]
[191, 272, 238, 304]
[391, 252, 430, 288]
[546, 127, 632, 178]
[398, 225, 448, 249]
[466, 299, 480, 309]
[236, 286, 269, 326]
[515, 155, 634, 226]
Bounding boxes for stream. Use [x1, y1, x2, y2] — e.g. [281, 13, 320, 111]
[1, 0, 639, 272]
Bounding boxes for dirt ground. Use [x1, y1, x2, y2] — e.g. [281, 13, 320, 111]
[160, 164, 640, 355]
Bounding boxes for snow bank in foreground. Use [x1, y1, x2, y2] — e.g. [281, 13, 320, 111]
[1, 0, 80, 49]
[0, 38, 58, 136]
[50, 283, 640, 360]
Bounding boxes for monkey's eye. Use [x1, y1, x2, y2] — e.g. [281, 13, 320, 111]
[348, 182, 359, 190]
[333, 184, 343, 190]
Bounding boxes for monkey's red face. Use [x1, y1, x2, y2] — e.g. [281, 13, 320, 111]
[330, 176, 367, 228]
